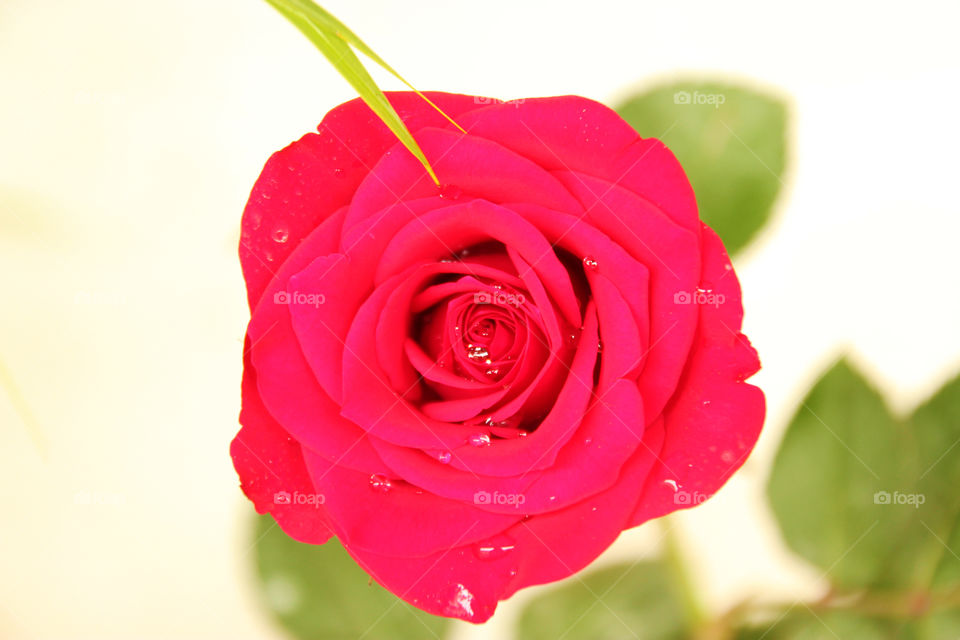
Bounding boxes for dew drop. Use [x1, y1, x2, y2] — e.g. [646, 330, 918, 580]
[448, 584, 475, 617]
[439, 184, 463, 200]
[466, 344, 490, 361]
[702, 400, 711, 406]
[582, 255, 599, 271]
[468, 433, 491, 447]
[250, 212, 263, 230]
[264, 249, 275, 262]
[663, 478, 679, 492]
[437, 451, 452, 464]
[333, 168, 345, 177]
[272, 226, 290, 244]
[369, 473, 392, 492]
[474, 542, 516, 560]
[485, 367, 500, 377]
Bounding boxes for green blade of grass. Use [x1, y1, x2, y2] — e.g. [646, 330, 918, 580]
[282, 0, 466, 134]
[265, 0, 463, 185]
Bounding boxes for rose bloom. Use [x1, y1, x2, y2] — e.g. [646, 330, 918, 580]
[231, 92, 764, 622]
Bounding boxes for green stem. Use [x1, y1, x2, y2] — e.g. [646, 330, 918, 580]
[660, 517, 708, 626]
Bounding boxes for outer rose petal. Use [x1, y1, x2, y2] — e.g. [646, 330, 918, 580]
[241, 92, 482, 309]
[302, 450, 524, 557]
[230, 343, 334, 544]
[455, 96, 699, 233]
[335, 420, 666, 623]
[246, 209, 388, 473]
[629, 226, 764, 526]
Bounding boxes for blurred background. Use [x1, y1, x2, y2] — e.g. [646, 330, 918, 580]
[2, 0, 959, 638]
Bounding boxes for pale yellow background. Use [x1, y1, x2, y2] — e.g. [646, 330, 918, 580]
[1, 0, 959, 638]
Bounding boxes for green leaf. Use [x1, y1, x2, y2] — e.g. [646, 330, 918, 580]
[263, 0, 458, 185]
[615, 81, 787, 255]
[735, 608, 960, 640]
[515, 559, 693, 640]
[734, 611, 890, 640]
[767, 360, 960, 595]
[252, 515, 449, 640]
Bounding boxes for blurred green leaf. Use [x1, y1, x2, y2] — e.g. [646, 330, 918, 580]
[615, 81, 787, 255]
[264, 0, 454, 185]
[735, 608, 960, 640]
[768, 360, 960, 596]
[515, 559, 692, 640]
[734, 611, 890, 640]
[252, 515, 449, 640]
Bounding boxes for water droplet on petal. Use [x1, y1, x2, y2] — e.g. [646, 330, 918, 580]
[332, 168, 345, 177]
[663, 478, 679, 492]
[474, 542, 516, 560]
[447, 584, 475, 617]
[582, 255, 599, 271]
[369, 474, 392, 492]
[468, 433, 491, 447]
[250, 212, 263, 230]
[466, 344, 490, 361]
[272, 226, 289, 244]
[439, 184, 463, 200]
[437, 451, 452, 464]
[702, 400, 711, 406]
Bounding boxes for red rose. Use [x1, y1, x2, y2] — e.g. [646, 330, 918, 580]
[231, 92, 764, 622]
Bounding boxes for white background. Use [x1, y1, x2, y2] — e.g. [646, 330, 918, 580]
[1, 0, 959, 638]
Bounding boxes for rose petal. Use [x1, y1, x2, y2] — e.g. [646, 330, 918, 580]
[456, 96, 699, 233]
[240, 91, 482, 309]
[555, 172, 701, 422]
[629, 226, 764, 526]
[302, 450, 523, 557]
[336, 419, 666, 623]
[230, 343, 335, 544]
[342, 127, 583, 236]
